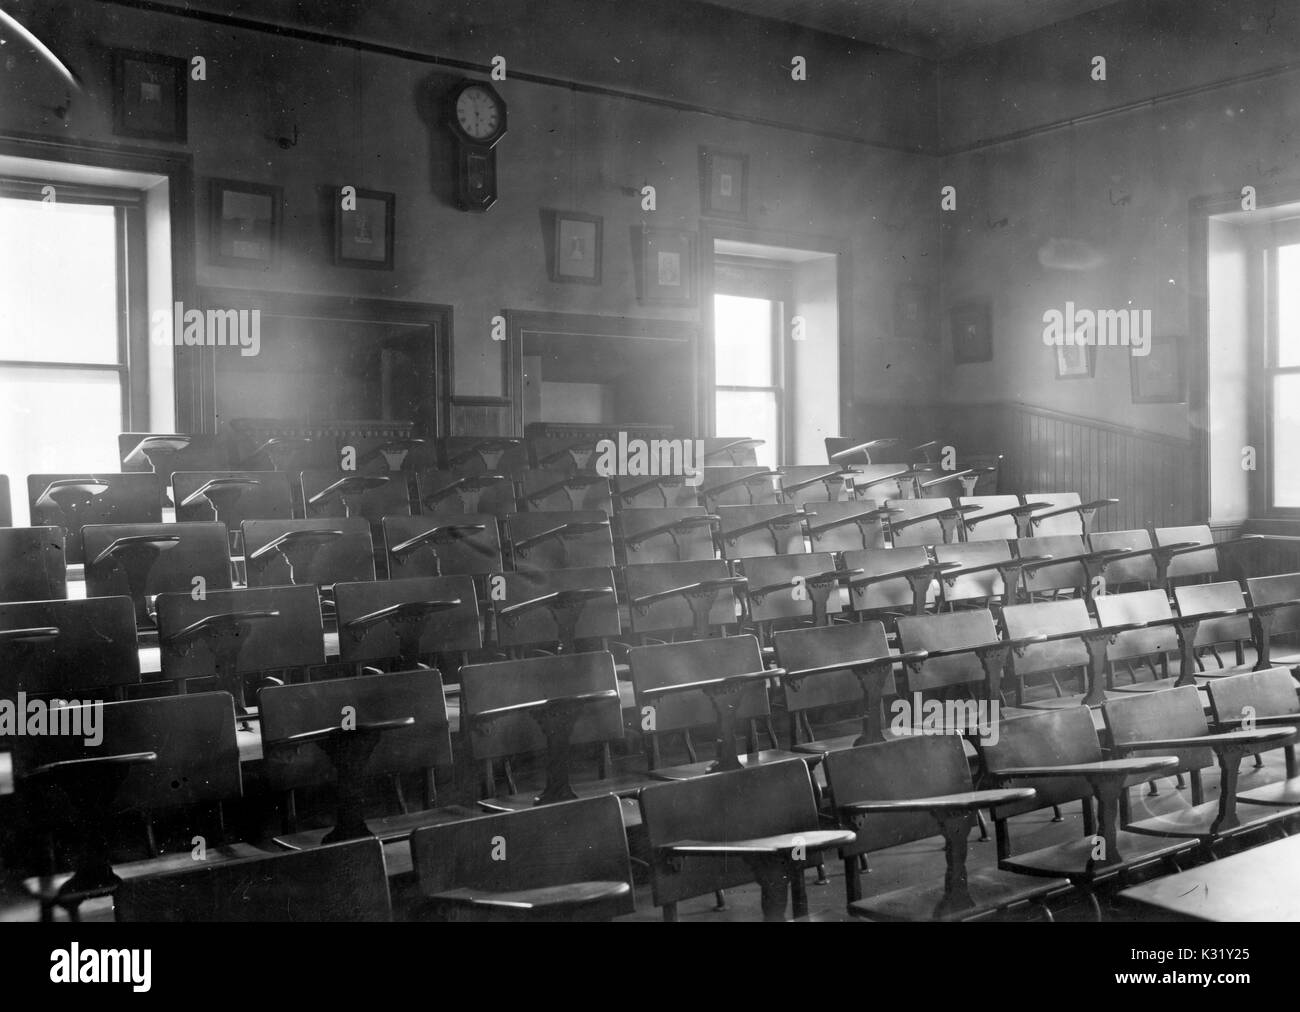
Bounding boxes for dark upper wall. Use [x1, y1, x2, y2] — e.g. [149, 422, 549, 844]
[937, 0, 1300, 441]
[0, 0, 941, 414]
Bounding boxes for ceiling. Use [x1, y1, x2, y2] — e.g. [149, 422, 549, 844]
[694, 0, 1127, 58]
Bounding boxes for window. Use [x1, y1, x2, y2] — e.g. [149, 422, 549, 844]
[1266, 222, 1300, 510]
[713, 259, 791, 468]
[0, 179, 148, 519]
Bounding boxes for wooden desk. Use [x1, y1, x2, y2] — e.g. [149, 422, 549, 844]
[1119, 833, 1300, 920]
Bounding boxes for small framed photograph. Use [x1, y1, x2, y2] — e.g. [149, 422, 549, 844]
[1131, 335, 1186, 403]
[700, 147, 748, 219]
[113, 50, 187, 142]
[633, 226, 697, 306]
[546, 210, 602, 284]
[209, 179, 282, 269]
[894, 283, 929, 342]
[334, 188, 395, 270]
[950, 300, 992, 364]
[1055, 341, 1095, 380]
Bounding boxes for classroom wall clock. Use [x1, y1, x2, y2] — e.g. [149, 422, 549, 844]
[446, 79, 507, 212]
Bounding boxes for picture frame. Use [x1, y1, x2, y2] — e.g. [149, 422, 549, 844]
[950, 300, 992, 364]
[544, 209, 603, 285]
[112, 50, 188, 142]
[209, 179, 282, 269]
[1055, 341, 1095, 380]
[333, 187, 395, 270]
[633, 226, 698, 306]
[699, 147, 749, 219]
[893, 283, 929, 342]
[1131, 334, 1186, 403]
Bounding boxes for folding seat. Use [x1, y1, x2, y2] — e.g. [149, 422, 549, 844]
[912, 466, 990, 499]
[412, 795, 635, 922]
[1015, 535, 1096, 601]
[804, 500, 892, 553]
[848, 464, 920, 501]
[503, 511, 614, 571]
[335, 575, 480, 672]
[627, 635, 801, 778]
[438, 436, 528, 474]
[622, 560, 746, 641]
[609, 474, 700, 510]
[702, 437, 764, 466]
[716, 503, 807, 558]
[978, 706, 1198, 914]
[517, 468, 613, 514]
[1025, 492, 1119, 538]
[0, 526, 66, 603]
[173, 471, 294, 527]
[155, 584, 325, 725]
[488, 566, 620, 656]
[82, 521, 232, 628]
[116, 838, 391, 922]
[415, 469, 517, 516]
[1171, 581, 1260, 677]
[615, 506, 718, 564]
[638, 759, 855, 921]
[383, 513, 503, 578]
[824, 736, 1068, 920]
[698, 466, 781, 510]
[1103, 686, 1298, 848]
[13, 692, 254, 920]
[118, 432, 231, 474]
[28, 473, 161, 564]
[885, 498, 971, 547]
[301, 469, 412, 522]
[933, 540, 1051, 610]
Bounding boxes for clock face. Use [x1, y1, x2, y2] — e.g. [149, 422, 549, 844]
[455, 85, 502, 142]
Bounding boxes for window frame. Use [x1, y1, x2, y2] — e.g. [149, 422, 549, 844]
[0, 178, 149, 430]
[1262, 217, 1300, 514]
[712, 255, 793, 465]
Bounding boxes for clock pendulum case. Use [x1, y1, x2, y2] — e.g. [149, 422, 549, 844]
[446, 79, 507, 211]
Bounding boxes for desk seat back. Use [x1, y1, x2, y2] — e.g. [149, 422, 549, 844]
[241, 518, 375, 588]
[896, 609, 999, 694]
[979, 706, 1101, 817]
[885, 499, 948, 548]
[1088, 529, 1157, 586]
[824, 735, 972, 854]
[1247, 573, 1300, 638]
[699, 466, 781, 509]
[489, 566, 620, 649]
[1028, 492, 1086, 537]
[461, 651, 623, 761]
[29, 473, 162, 563]
[616, 507, 716, 564]
[115, 838, 390, 922]
[772, 620, 895, 714]
[410, 794, 634, 918]
[517, 469, 613, 515]
[384, 513, 502, 577]
[14, 692, 241, 810]
[805, 500, 889, 553]
[716, 504, 807, 558]
[504, 511, 614, 571]
[1001, 598, 1091, 677]
[1017, 535, 1085, 595]
[1156, 525, 1218, 581]
[628, 634, 771, 733]
[1206, 667, 1300, 723]
[843, 546, 936, 613]
[1102, 685, 1215, 772]
[1092, 589, 1178, 663]
[959, 496, 1022, 542]
[156, 584, 325, 681]
[737, 551, 845, 623]
[1173, 581, 1252, 647]
[83, 522, 233, 624]
[778, 466, 853, 507]
[300, 469, 412, 522]
[438, 436, 528, 475]
[416, 469, 517, 516]
[260, 667, 452, 791]
[172, 471, 294, 525]
[639, 759, 818, 906]
[0, 526, 66, 603]
[610, 476, 700, 511]
[0, 596, 139, 697]
[934, 540, 1011, 604]
[623, 560, 740, 636]
[335, 575, 481, 661]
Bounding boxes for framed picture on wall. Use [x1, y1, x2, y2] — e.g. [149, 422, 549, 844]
[545, 209, 602, 284]
[1131, 335, 1186, 403]
[699, 147, 748, 219]
[333, 187, 395, 269]
[632, 226, 698, 306]
[1055, 341, 1095, 380]
[950, 300, 992, 364]
[112, 50, 187, 142]
[893, 283, 929, 342]
[210, 179, 282, 269]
